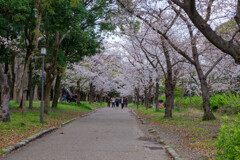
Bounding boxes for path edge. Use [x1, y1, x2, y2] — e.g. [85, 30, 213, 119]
[130, 108, 186, 160]
[2, 108, 100, 155]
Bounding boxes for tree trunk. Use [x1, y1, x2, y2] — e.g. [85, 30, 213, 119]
[89, 83, 94, 104]
[200, 77, 216, 120]
[162, 37, 175, 119]
[155, 82, 160, 111]
[76, 80, 81, 106]
[164, 79, 175, 119]
[0, 66, 11, 122]
[180, 81, 185, 107]
[19, 0, 42, 114]
[99, 89, 104, 103]
[147, 81, 152, 109]
[20, 63, 29, 115]
[52, 68, 62, 108]
[44, 79, 52, 114]
[59, 85, 63, 102]
[135, 87, 140, 109]
[14, 59, 23, 103]
[144, 88, 147, 108]
[33, 85, 39, 100]
[28, 62, 33, 109]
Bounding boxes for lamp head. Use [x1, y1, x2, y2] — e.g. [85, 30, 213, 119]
[41, 46, 47, 55]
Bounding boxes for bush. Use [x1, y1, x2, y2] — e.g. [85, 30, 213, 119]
[210, 92, 240, 111]
[215, 114, 240, 159]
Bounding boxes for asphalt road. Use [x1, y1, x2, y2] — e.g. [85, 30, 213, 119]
[4, 107, 170, 160]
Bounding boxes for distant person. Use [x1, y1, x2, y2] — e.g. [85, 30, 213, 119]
[115, 97, 119, 107]
[159, 100, 164, 109]
[124, 97, 128, 107]
[111, 97, 115, 107]
[121, 97, 124, 109]
[107, 97, 111, 107]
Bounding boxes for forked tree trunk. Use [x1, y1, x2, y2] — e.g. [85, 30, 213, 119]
[0, 67, 11, 122]
[20, 0, 42, 114]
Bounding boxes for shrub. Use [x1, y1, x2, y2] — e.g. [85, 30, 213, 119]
[215, 114, 240, 159]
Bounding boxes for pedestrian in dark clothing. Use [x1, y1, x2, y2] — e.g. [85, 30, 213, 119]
[124, 98, 128, 107]
[107, 97, 110, 107]
[115, 98, 119, 107]
[121, 97, 124, 109]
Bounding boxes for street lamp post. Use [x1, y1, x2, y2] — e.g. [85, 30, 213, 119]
[40, 46, 46, 124]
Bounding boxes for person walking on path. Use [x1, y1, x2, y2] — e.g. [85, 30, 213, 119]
[124, 97, 128, 107]
[115, 97, 120, 107]
[107, 97, 111, 107]
[111, 97, 115, 107]
[121, 97, 124, 109]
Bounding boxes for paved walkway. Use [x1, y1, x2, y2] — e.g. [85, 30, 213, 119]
[4, 107, 169, 160]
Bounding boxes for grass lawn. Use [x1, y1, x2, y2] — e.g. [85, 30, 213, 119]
[0, 101, 105, 154]
[129, 103, 223, 158]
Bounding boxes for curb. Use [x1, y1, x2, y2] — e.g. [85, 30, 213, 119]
[59, 117, 79, 127]
[2, 127, 57, 154]
[131, 108, 186, 160]
[2, 108, 100, 155]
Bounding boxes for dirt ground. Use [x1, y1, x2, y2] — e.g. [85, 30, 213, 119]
[134, 111, 221, 160]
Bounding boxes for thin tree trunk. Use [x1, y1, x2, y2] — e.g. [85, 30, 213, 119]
[28, 62, 33, 109]
[180, 81, 185, 107]
[52, 68, 62, 108]
[99, 89, 103, 103]
[59, 86, 63, 102]
[155, 82, 160, 111]
[76, 81, 81, 106]
[89, 83, 94, 104]
[0, 66, 11, 122]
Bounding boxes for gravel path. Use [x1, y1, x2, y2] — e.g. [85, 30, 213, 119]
[3, 107, 170, 160]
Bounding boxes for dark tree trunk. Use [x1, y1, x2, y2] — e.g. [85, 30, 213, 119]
[135, 87, 140, 109]
[162, 38, 175, 119]
[89, 83, 94, 104]
[144, 88, 147, 108]
[52, 68, 62, 108]
[44, 79, 52, 114]
[28, 62, 33, 109]
[180, 80, 185, 107]
[99, 89, 103, 103]
[155, 82, 160, 111]
[76, 80, 81, 106]
[147, 80, 153, 109]
[0, 66, 11, 122]
[199, 77, 216, 120]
